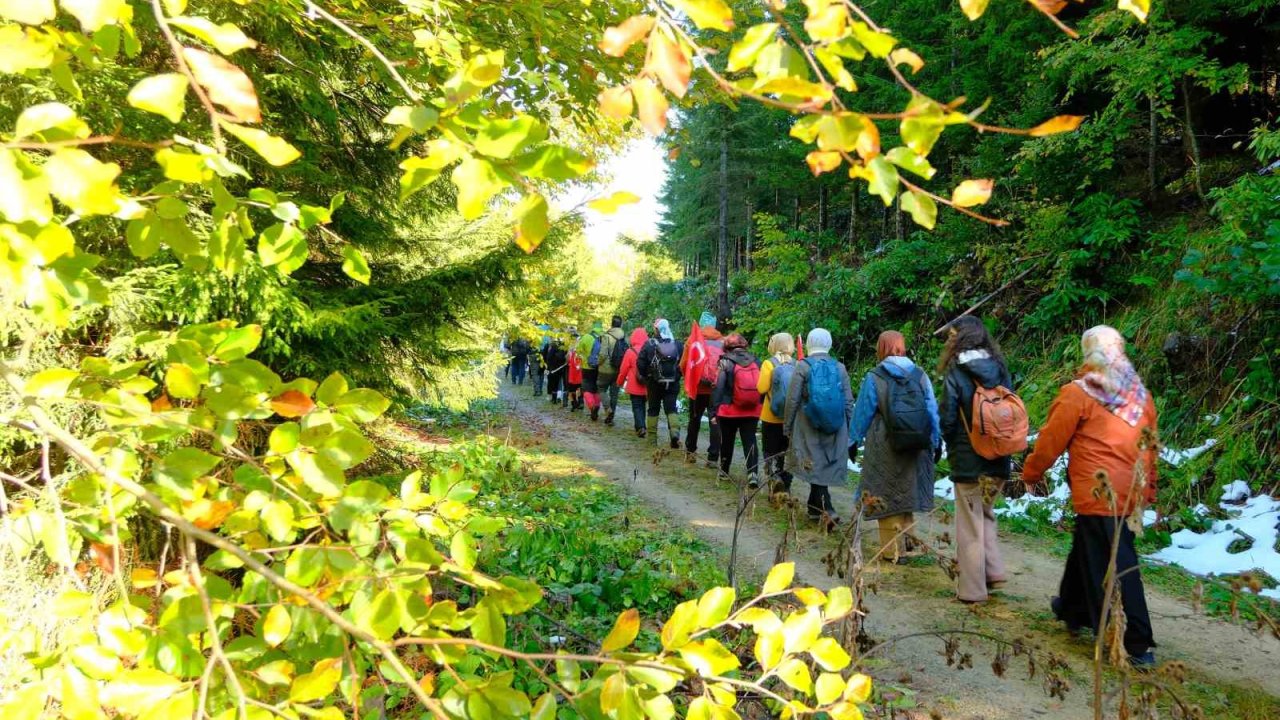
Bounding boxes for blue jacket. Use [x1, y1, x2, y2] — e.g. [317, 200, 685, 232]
[849, 356, 940, 449]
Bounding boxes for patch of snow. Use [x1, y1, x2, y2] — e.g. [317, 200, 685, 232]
[1146, 492, 1280, 601]
[1203, 413, 1222, 427]
[846, 459, 862, 473]
[1221, 480, 1253, 504]
[934, 477, 955, 501]
[1160, 439, 1217, 466]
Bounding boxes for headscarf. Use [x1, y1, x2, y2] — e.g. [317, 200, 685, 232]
[591, 320, 604, 334]
[768, 332, 795, 360]
[806, 328, 832, 355]
[876, 330, 906, 361]
[723, 333, 748, 351]
[1076, 325, 1147, 426]
[654, 318, 674, 341]
[698, 311, 717, 329]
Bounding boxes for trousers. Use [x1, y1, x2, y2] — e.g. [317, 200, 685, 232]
[760, 420, 792, 489]
[876, 513, 914, 563]
[628, 394, 647, 432]
[1056, 515, 1156, 656]
[685, 392, 721, 460]
[955, 478, 1007, 601]
[716, 416, 759, 477]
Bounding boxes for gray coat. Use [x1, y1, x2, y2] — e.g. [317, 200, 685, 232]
[782, 354, 855, 487]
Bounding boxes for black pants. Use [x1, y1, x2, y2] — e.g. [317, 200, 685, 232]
[629, 394, 647, 431]
[598, 374, 619, 413]
[1056, 515, 1156, 657]
[531, 366, 544, 395]
[546, 371, 564, 401]
[717, 416, 759, 476]
[581, 368, 599, 394]
[760, 421, 792, 488]
[511, 356, 528, 385]
[685, 392, 721, 460]
[807, 485, 834, 518]
[566, 382, 581, 408]
[646, 383, 679, 416]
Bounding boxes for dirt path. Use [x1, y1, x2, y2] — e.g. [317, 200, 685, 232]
[498, 385, 1279, 719]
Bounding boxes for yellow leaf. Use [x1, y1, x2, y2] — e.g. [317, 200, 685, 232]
[816, 672, 846, 705]
[600, 15, 654, 57]
[670, 0, 734, 31]
[959, 0, 991, 21]
[753, 628, 784, 670]
[660, 599, 697, 649]
[793, 586, 827, 607]
[130, 568, 158, 589]
[782, 606, 822, 654]
[44, 148, 123, 216]
[728, 23, 778, 72]
[763, 562, 794, 593]
[825, 586, 854, 619]
[263, 604, 292, 647]
[168, 16, 256, 55]
[221, 122, 300, 166]
[1118, 0, 1149, 21]
[679, 638, 740, 676]
[648, 28, 691, 99]
[183, 47, 260, 123]
[0, 0, 55, 24]
[452, 156, 506, 219]
[804, 4, 848, 42]
[588, 191, 641, 215]
[631, 77, 668, 135]
[734, 607, 781, 633]
[1028, 114, 1084, 136]
[601, 608, 640, 652]
[809, 636, 852, 671]
[843, 673, 873, 703]
[0, 26, 57, 74]
[289, 657, 341, 703]
[951, 178, 993, 207]
[599, 85, 634, 121]
[695, 586, 736, 628]
[59, 0, 128, 32]
[900, 189, 937, 230]
[514, 193, 549, 254]
[889, 48, 924, 74]
[127, 74, 189, 124]
[776, 657, 812, 693]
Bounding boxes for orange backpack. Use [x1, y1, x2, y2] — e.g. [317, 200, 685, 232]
[963, 383, 1029, 460]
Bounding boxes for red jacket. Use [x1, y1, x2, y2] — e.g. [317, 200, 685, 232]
[617, 328, 649, 396]
[1023, 382, 1158, 517]
[567, 350, 582, 384]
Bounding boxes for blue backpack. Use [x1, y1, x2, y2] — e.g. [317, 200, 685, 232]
[802, 358, 845, 434]
[768, 359, 796, 418]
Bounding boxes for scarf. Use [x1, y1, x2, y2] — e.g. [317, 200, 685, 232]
[654, 318, 674, 341]
[876, 330, 906, 361]
[1074, 325, 1147, 426]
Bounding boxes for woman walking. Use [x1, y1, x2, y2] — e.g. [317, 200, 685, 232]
[849, 330, 939, 563]
[616, 327, 650, 437]
[939, 316, 1014, 602]
[637, 319, 684, 448]
[1022, 325, 1158, 667]
[783, 329, 855, 527]
[757, 333, 796, 493]
[566, 331, 583, 411]
[710, 333, 763, 487]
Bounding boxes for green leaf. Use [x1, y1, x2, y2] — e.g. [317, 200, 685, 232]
[164, 363, 200, 399]
[850, 21, 895, 58]
[15, 102, 89, 140]
[601, 608, 640, 652]
[900, 190, 937, 230]
[859, 156, 899, 207]
[261, 500, 295, 542]
[263, 605, 292, 647]
[384, 105, 439, 132]
[472, 598, 506, 648]
[885, 147, 936, 179]
[269, 422, 300, 454]
[763, 562, 795, 593]
[0, 149, 53, 224]
[451, 530, 477, 570]
[24, 367, 78, 397]
[288, 450, 344, 498]
[695, 586, 735, 628]
[514, 193, 549, 254]
[476, 115, 547, 159]
[531, 693, 557, 720]
[511, 145, 594, 181]
[452, 157, 507, 220]
[728, 23, 778, 72]
[341, 246, 370, 284]
[214, 324, 262, 361]
[289, 657, 341, 703]
[333, 387, 390, 422]
[670, 0, 734, 31]
[154, 447, 220, 500]
[167, 16, 256, 55]
[315, 372, 349, 405]
[222, 122, 301, 167]
[367, 590, 402, 640]
[257, 223, 307, 275]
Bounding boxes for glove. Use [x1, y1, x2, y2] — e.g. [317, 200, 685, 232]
[933, 447, 943, 464]
[847, 443, 858, 462]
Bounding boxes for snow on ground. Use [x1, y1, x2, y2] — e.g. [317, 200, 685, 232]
[1148, 488, 1280, 601]
[1160, 438, 1217, 466]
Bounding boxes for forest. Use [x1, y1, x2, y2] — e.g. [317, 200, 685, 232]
[0, 0, 1278, 719]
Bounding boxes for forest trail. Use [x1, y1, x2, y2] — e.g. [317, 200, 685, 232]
[496, 384, 1280, 719]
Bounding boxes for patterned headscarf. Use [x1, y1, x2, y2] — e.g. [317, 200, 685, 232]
[1076, 325, 1147, 426]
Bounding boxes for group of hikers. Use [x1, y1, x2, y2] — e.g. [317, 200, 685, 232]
[506, 315, 1161, 668]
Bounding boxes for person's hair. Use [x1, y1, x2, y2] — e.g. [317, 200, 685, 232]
[876, 330, 906, 362]
[611, 315, 623, 328]
[767, 332, 795, 358]
[937, 315, 1005, 372]
[723, 333, 748, 351]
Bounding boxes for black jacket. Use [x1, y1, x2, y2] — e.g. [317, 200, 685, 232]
[637, 337, 683, 387]
[710, 348, 758, 416]
[940, 351, 1014, 482]
[543, 343, 567, 373]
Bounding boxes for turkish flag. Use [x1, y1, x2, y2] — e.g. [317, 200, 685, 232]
[684, 322, 705, 399]
[796, 332, 805, 361]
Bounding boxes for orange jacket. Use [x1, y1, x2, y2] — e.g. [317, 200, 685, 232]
[1023, 382, 1158, 517]
[617, 328, 649, 396]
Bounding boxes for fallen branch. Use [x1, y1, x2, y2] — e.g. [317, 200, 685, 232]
[933, 264, 1039, 335]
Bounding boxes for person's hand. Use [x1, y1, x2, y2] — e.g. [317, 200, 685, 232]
[847, 443, 858, 462]
[709, 415, 718, 425]
[933, 447, 943, 464]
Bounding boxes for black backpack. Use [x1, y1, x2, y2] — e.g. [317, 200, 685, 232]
[871, 366, 932, 452]
[645, 339, 680, 385]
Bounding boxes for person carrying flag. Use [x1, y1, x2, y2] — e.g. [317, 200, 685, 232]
[680, 312, 723, 467]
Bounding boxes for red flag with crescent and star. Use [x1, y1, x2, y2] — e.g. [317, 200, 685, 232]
[684, 322, 705, 399]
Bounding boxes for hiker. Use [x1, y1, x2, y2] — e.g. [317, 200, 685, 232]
[616, 326, 650, 437]
[577, 321, 603, 420]
[849, 330, 940, 563]
[939, 316, 1024, 602]
[530, 341, 546, 396]
[783, 329, 855, 526]
[1022, 325, 1159, 668]
[710, 333, 762, 487]
[681, 315, 724, 467]
[594, 316, 628, 426]
[544, 338, 567, 404]
[510, 337, 531, 385]
[758, 333, 797, 493]
[637, 318, 684, 448]
[566, 330, 583, 411]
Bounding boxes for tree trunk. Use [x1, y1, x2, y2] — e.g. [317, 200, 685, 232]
[717, 130, 730, 319]
[1148, 95, 1158, 193]
[745, 200, 754, 272]
[793, 194, 801, 229]
[895, 206, 904, 241]
[818, 185, 827, 232]
[1181, 77, 1204, 201]
[848, 187, 858, 247]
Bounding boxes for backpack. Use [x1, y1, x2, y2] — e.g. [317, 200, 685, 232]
[646, 339, 680, 385]
[698, 341, 724, 390]
[768, 359, 796, 418]
[599, 331, 624, 375]
[871, 365, 932, 452]
[802, 358, 845, 434]
[963, 383, 1029, 460]
[731, 362, 762, 412]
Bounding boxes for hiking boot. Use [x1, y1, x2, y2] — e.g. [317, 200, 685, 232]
[604, 411, 615, 426]
[705, 456, 718, 470]
[747, 474, 760, 490]
[590, 407, 599, 421]
[646, 417, 659, 445]
[636, 428, 647, 439]
[1129, 651, 1156, 671]
[670, 435, 680, 450]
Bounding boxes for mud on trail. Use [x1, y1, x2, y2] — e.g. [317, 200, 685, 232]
[494, 385, 1279, 720]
